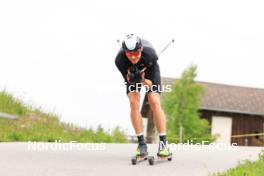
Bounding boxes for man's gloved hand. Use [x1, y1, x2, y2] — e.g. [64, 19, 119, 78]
[127, 65, 142, 84]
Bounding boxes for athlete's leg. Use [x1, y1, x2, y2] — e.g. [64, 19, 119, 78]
[128, 92, 143, 135]
[147, 92, 166, 134]
[128, 92, 148, 156]
[148, 92, 170, 156]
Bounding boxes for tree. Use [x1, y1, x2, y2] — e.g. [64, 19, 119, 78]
[111, 126, 127, 143]
[162, 65, 212, 143]
[94, 125, 113, 143]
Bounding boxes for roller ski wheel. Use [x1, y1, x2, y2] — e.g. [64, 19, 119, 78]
[148, 156, 155, 165]
[148, 153, 172, 165]
[131, 155, 148, 165]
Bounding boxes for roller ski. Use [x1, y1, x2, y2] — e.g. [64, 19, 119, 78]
[148, 142, 172, 165]
[131, 143, 148, 165]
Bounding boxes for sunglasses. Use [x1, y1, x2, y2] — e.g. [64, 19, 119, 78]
[125, 51, 141, 58]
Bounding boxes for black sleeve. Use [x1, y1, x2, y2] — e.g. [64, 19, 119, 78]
[142, 47, 158, 67]
[142, 46, 159, 83]
[115, 51, 128, 82]
[144, 62, 157, 83]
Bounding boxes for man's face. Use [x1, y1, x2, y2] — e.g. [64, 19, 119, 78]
[125, 47, 143, 64]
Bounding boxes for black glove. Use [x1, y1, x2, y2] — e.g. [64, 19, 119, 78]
[128, 65, 142, 84]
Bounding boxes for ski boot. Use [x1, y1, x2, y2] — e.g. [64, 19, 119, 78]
[131, 143, 148, 165]
[148, 141, 172, 165]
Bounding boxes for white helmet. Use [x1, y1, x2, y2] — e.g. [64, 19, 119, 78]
[122, 34, 142, 52]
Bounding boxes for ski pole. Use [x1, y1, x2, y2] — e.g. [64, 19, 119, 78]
[158, 39, 175, 57]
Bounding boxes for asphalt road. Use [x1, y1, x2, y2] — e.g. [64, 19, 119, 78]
[0, 143, 263, 176]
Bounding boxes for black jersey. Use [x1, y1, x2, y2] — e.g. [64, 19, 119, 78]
[115, 39, 159, 83]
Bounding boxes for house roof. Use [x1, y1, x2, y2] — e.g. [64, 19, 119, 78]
[141, 77, 264, 117]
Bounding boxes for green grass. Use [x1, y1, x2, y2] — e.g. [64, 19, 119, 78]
[213, 150, 264, 176]
[0, 90, 127, 143]
[0, 90, 28, 116]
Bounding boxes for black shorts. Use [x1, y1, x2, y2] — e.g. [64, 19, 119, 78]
[126, 63, 161, 94]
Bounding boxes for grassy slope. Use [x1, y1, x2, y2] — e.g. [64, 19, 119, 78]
[213, 150, 264, 176]
[0, 90, 127, 143]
